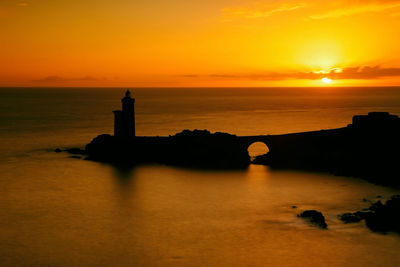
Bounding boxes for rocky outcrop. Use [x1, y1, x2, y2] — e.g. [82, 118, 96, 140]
[252, 114, 400, 186]
[63, 112, 400, 185]
[339, 195, 400, 233]
[84, 130, 250, 169]
[298, 210, 328, 229]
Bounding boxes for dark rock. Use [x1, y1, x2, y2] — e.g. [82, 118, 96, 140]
[69, 155, 82, 159]
[292, 205, 297, 209]
[338, 195, 400, 233]
[256, 112, 400, 186]
[55, 148, 62, 153]
[66, 110, 400, 184]
[84, 130, 250, 169]
[74, 111, 400, 184]
[369, 200, 383, 211]
[354, 211, 370, 218]
[364, 195, 400, 233]
[298, 210, 328, 229]
[338, 212, 364, 223]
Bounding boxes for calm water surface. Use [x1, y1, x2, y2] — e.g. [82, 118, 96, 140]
[0, 87, 400, 266]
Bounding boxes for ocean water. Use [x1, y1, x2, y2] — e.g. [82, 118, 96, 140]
[0, 87, 400, 266]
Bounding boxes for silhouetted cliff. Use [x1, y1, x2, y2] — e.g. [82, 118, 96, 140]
[80, 112, 400, 185]
[255, 112, 400, 185]
[85, 130, 250, 169]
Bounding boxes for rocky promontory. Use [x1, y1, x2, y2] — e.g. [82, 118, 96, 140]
[63, 112, 400, 186]
[84, 129, 250, 169]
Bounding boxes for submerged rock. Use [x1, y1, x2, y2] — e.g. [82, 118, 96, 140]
[55, 148, 62, 153]
[65, 148, 86, 155]
[339, 195, 400, 233]
[365, 196, 400, 233]
[338, 212, 366, 223]
[298, 210, 328, 229]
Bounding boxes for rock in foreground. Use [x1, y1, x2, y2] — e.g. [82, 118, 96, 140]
[298, 210, 328, 229]
[339, 195, 400, 233]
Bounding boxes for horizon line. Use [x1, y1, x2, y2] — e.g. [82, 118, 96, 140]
[1, 85, 400, 89]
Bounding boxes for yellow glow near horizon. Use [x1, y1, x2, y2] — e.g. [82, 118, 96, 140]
[322, 77, 332, 84]
[0, 1, 400, 87]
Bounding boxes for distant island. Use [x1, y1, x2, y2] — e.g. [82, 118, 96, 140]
[64, 90, 400, 186]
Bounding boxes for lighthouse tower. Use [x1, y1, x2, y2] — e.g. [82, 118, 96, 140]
[113, 90, 135, 138]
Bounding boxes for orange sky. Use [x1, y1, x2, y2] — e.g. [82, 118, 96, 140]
[1, 0, 400, 87]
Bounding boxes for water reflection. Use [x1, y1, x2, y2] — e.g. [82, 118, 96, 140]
[112, 165, 136, 182]
[106, 165, 139, 213]
[1, 152, 400, 266]
[246, 164, 271, 180]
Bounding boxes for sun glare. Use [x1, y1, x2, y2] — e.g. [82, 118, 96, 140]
[322, 77, 332, 84]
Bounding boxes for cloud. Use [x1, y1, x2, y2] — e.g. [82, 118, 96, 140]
[325, 66, 400, 80]
[34, 75, 106, 82]
[183, 66, 400, 81]
[34, 76, 67, 82]
[223, 2, 307, 19]
[277, 66, 400, 80]
[79, 75, 104, 81]
[310, 1, 400, 19]
[222, 0, 400, 21]
[0, 2, 28, 18]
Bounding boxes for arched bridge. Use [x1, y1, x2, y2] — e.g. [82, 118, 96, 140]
[84, 112, 400, 182]
[236, 135, 272, 149]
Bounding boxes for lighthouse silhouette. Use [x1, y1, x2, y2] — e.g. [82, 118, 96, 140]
[113, 90, 135, 138]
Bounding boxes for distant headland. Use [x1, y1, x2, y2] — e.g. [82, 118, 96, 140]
[64, 90, 400, 186]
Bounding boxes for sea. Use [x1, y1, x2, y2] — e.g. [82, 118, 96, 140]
[0, 87, 400, 266]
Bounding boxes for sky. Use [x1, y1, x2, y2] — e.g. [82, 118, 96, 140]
[1, 0, 400, 87]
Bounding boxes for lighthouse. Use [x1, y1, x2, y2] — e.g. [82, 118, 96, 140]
[113, 90, 135, 138]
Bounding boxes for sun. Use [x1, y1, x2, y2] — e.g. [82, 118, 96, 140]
[322, 77, 332, 84]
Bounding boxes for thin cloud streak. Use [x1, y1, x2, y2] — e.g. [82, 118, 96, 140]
[34, 75, 106, 82]
[310, 1, 400, 19]
[327, 66, 400, 80]
[223, 2, 307, 19]
[184, 66, 400, 81]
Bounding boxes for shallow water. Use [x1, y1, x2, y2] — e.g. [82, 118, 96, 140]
[0, 87, 400, 266]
